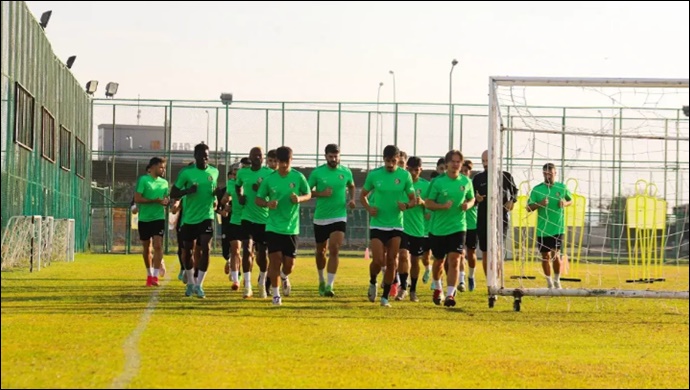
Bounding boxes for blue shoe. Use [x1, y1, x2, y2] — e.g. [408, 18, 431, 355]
[380, 297, 391, 307]
[422, 269, 430, 284]
[468, 277, 475, 292]
[185, 283, 194, 297]
[194, 285, 206, 299]
[178, 269, 184, 281]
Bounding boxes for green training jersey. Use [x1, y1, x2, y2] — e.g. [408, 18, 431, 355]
[426, 174, 474, 236]
[308, 164, 354, 223]
[403, 178, 430, 238]
[135, 174, 169, 222]
[363, 166, 414, 230]
[528, 181, 572, 237]
[174, 165, 219, 225]
[236, 166, 274, 224]
[257, 169, 310, 235]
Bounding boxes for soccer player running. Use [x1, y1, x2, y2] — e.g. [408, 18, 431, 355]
[424, 150, 474, 307]
[170, 143, 219, 298]
[256, 146, 311, 306]
[360, 145, 416, 307]
[527, 163, 572, 289]
[307, 143, 356, 297]
[397, 156, 430, 302]
[221, 158, 253, 291]
[266, 149, 278, 170]
[216, 168, 238, 289]
[236, 147, 274, 298]
[134, 157, 170, 287]
[473, 150, 518, 300]
[459, 159, 477, 292]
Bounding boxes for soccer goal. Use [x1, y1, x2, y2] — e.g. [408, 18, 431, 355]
[487, 77, 689, 310]
[1, 216, 75, 271]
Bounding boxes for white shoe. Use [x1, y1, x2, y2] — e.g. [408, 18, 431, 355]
[282, 278, 291, 297]
[554, 280, 562, 290]
[258, 274, 268, 298]
[243, 286, 253, 299]
[272, 296, 282, 306]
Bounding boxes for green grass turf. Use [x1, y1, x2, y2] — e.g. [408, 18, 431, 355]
[2, 254, 688, 388]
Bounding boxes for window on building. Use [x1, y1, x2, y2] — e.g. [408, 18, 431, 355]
[14, 82, 35, 150]
[41, 107, 56, 163]
[75, 137, 86, 179]
[59, 125, 72, 171]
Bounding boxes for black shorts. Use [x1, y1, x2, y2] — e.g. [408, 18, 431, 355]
[265, 231, 298, 257]
[400, 233, 428, 257]
[314, 221, 347, 244]
[241, 220, 266, 245]
[465, 229, 477, 250]
[538, 235, 563, 254]
[228, 222, 248, 242]
[138, 220, 165, 241]
[476, 221, 509, 252]
[180, 219, 214, 242]
[370, 229, 402, 245]
[429, 231, 465, 260]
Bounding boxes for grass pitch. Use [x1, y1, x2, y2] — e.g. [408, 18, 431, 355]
[2, 254, 688, 388]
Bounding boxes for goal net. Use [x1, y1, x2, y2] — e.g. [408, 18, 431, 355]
[487, 77, 689, 309]
[1, 216, 75, 271]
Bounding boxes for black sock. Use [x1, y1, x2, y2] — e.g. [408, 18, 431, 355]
[370, 274, 378, 285]
[399, 273, 409, 290]
[382, 283, 392, 299]
[410, 277, 418, 292]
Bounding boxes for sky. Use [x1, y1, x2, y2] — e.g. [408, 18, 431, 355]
[20, 1, 690, 207]
[24, 1, 690, 104]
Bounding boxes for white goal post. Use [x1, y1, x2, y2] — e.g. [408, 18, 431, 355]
[487, 76, 689, 308]
[1, 216, 75, 271]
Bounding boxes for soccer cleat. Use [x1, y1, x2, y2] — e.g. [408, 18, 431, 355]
[185, 283, 194, 297]
[368, 283, 377, 302]
[231, 281, 240, 291]
[395, 289, 408, 301]
[432, 289, 443, 306]
[318, 281, 326, 296]
[272, 295, 282, 306]
[160, 260, 166, 277]
[194, 285, 206, 299]
[151, 276, 160, 287]
[324, 285, 335, 297]
[468, 277, 475, 292]
[146, 276, 153, 287]
[458, 282, 466, 293]
[443, 295, 456, 307]
[243, 286, 253, 299]
[390, 283, 399, 299]
[224, 260, 230, 275]
[409, 291, 419, 302]
[380, 297, 391, 307]
[546, 279, 554, 289]
[182, 271, 188, 284]
[554, 280, 562, 290]
[178, 269, 184, 282]
[282, 278, 291, 297]
[422, 269, 431, 284]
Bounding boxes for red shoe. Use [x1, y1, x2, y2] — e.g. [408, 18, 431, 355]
[231, 281, 240, 291]
[146, 276, 153, 287]
[389, 283, 399, 299]
[151, 276, 160, 286]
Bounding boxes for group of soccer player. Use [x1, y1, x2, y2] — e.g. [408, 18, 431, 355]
[133, 141, 574, 307]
